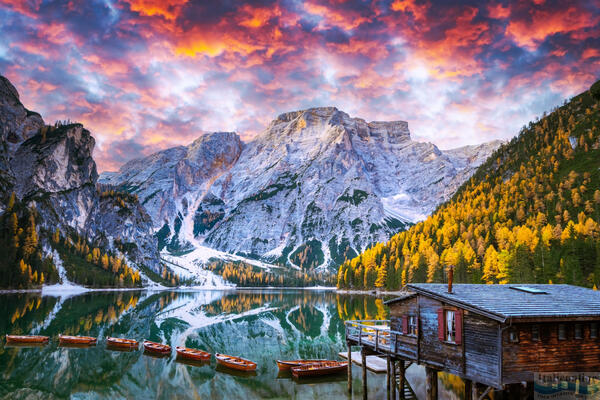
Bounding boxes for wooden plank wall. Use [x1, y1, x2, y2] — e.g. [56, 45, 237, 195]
[418, 296, 463, 373]
[389, 297, 418, 360]
[503, 322, 600, 383]
[463, 311, 500, 386]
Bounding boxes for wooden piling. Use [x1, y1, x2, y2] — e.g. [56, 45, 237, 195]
[464, 379, 472, 400]
[386, 356, 391, 400]
[391, 359, 397, 400]
[425, 368, 438, 400]
[398, 360, 405, 400]
[362, 348, 368, 400]
[347, 343, 352, 394]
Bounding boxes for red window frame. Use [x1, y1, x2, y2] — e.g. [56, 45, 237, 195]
[437, 308, 462, 345]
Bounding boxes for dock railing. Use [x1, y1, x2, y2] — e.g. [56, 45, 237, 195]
[345, 320, 403, 353]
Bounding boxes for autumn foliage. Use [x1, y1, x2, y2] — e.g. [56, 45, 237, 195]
[338, 83, 600, 290]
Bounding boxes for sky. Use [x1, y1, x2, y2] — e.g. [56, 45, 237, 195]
[1, 0, 599, 172]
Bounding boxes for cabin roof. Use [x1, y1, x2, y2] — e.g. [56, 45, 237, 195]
[402, 284, 600, 322]
[383, 291, 416, 305]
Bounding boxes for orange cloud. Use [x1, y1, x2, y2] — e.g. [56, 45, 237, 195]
[304, 1, 372, 30]
[507, 5, 598, 50]
[487, 2, 510, 19]
[390, 0, 428, 21]
[582, 48, 600, 60]
[238, 4, 281, 28]
[125, 0, 188, 21]
[0, 0, 42, 19]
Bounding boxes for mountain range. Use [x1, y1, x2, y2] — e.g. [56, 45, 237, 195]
[101, 106, 501, 272]
[0, 75, 501, 287]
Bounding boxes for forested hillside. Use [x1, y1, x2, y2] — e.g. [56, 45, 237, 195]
[338, 81, 600, 290]
[0, 191, 145, 289]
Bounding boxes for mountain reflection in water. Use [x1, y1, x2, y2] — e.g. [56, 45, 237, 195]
[0, 289, 461, 399]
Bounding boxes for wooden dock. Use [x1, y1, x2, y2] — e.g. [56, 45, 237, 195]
[338, 351, 387, 373]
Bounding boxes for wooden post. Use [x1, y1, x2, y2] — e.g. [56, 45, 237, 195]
[398, 360, 405, 400]
[464, 379, 472, 400]
[386, 356, 391, 400]
[347, 343, 352, 394]
[425, 368, 438, 400]
[391, 359, 397, 400]
[362, 348, 368, 400]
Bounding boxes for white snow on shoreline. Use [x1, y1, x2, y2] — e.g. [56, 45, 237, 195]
[41, 283, 89, 296]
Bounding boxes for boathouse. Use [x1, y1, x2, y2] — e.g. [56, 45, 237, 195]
[345, 282, 600, 399]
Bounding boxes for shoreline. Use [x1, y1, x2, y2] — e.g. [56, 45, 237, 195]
[0, 285, 340, 295]
[0, 284, 405, 296]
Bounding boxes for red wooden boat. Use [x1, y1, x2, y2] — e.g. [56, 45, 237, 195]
[59, 334, 97, 345]
[215, 353, 257, 371]
[276, 359, 328, 371]
[106, 337, 138, 349]
[291, 361, 348, 378]
[143, 340, 171, 355]
[176, 346, 211, 361]
[5, 335, 49, 344]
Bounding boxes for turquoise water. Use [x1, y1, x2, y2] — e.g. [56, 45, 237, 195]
[0, 289, 460, 399]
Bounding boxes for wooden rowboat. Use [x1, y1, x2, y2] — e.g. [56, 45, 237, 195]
[215, 353, 257, 371]
[276, 359, 328, 371]
[106, 337, 138, 349]
[5, 335, 49, 344]
[176, 346, 211, 361]
[59, 334, 97, 345]
[291, 361, 348, 378]
[143, 340, 171, 355]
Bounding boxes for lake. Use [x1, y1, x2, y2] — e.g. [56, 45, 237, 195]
[0, 289, 462, 399]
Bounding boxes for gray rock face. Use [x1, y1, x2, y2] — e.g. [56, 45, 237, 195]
[12, 125, 98, 199]
[0, 76, 44, 194]
[102, 107, 502, 270]
[0, 76, 161, 276]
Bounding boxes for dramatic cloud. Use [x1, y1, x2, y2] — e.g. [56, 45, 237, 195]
[1, 0, 598, 171]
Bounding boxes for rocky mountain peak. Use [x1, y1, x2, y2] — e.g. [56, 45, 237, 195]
[0, 75, 44, 147]
[12, 124, 98, 199]
[0, 76, 162, 278]
[274, 106, 341, 124]
[264, 106, 411, 145]
[0, 76, 20, 103]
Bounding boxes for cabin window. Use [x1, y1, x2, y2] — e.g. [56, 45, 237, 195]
[509, 328, 519, 343]
[446, 310, 456, 343]
[408, 315, 417, 336]
[437, 308, 462, 344]
[558, 324, 566, 340]
[531, 325, 540, 341]
[574, 324, 583, 339]
[591, 323, 598, 339]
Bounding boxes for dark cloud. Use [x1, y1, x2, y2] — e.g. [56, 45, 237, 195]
[0, 0, 598, 170]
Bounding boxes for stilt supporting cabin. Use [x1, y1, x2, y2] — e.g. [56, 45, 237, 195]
[386, 356, 390, 400]
[347, 343, 352, 393]
[425, 368, 437, 400]
[464, 379, 472, 400]
[345, 283, 600, 399]
[391, 359, 397, 399]
[361, 348, 367, 400]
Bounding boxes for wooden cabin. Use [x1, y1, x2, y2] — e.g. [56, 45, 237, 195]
[385, 283, 600, 391]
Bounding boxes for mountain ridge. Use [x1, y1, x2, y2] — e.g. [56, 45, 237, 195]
[0, 75, 165, 289]
[337, 80, 600, 290]
[101, 106, 502, 273]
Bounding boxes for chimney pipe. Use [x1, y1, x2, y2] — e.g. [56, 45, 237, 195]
[448, 265, 454, 293]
